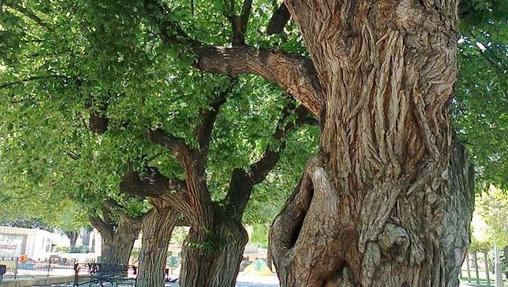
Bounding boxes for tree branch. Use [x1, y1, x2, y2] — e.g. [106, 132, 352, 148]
[196, 80, 236, 155]
[195, 46, 323, 115]
[0, 75, 72, 90]
[225, 102, 311, 219]
[266, 3, 290, 35]
[64, 150, 81, 160]
[4, 2, 50, 29]
[89, 215, 113, 240]
[119, 167, 185, 198]
[148, 128, 191, 158]
[119, 167, 195, 221]
[89, 102, 109, 134]
[229, 0, 253, 45]
[143, 0, 323, 116]
[249, 104, 308, 184]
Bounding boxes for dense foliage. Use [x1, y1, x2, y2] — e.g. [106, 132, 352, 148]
[0, 0, 506, 244]
[0, 0, 318, 242]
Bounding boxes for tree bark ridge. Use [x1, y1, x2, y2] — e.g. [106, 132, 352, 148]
[136, 203, 178, 287]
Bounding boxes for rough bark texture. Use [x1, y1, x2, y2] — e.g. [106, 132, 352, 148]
[100, 219, 140, 266]
[268, 0, 475, 286]
[136, 205, 178, 287]
[179, 212, 248, 287]
[90, 204, 141, 266]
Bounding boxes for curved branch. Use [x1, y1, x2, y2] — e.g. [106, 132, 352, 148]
[148, 128, 191, 157]
[89, 216, 113, 241]
[143, 0, 323, 116]
[119, 167, 195, 220]
[196, 80, 236, 155]
[195, 46, 323, 116]
[250, 105, 309, 184]
[119, 167, 185, 198]
[4, 2, 50, 29]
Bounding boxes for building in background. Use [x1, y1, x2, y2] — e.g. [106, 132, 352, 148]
[0, 226, 68, 260]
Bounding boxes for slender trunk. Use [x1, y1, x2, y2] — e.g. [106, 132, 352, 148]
[485, 250, 491, 287]
[66, 231, 79, 249]
[101, 220, 140, 266]
[466, 252, 471, 282]
[136, 207, 178, 287]
[504, 246, 508, 281]
[82, 228, 92, 248]
[494, 245, 504, 287]
[474, 251, 480, 286]
[180, 213, 248, 287]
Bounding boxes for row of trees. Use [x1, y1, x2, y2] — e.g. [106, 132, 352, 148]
[0, 0, 507, 286]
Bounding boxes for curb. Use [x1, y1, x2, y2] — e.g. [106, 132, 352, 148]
[1, 276, 77, 287]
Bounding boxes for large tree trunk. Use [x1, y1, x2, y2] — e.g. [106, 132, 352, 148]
[269, 0, 474, 286]
[136, 206, 178, 287]
[271, 142, 473, 286]
[100, 220, 140, 265]
[179, 212, 248, 287]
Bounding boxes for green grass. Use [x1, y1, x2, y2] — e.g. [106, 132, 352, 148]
[459, 269, 507, 287]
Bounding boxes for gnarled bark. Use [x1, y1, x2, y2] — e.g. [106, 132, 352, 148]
[268, 0, 474, 285]
[179, 212, 248, 287]
[271, 140, 473, 286]
[100, 219, 140, 266]
[90, 203, 142, 266]
[136, 204, 178, 287]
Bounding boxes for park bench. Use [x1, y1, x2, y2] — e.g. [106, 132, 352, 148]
[74, 263, 135, 287]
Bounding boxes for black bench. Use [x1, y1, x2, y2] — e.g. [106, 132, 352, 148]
[74, 263, 135, 286]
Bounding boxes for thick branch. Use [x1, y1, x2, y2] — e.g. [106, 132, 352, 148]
[101, 198, 143, 225]
[148, 128, 191, 158]
[196, 46, 322, 116]
[119, 167, 185, 198]
[119, 167, 195, 221]
[266, 3, 290, 35]
[144, 0, 323, 116]
[89, 216, 113, 240]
